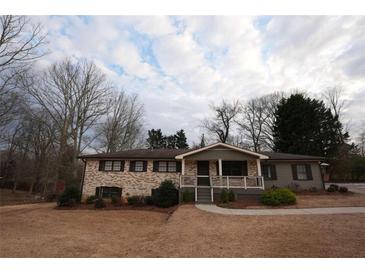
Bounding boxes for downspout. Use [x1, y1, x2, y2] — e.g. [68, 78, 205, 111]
[80, 158, 86, 201]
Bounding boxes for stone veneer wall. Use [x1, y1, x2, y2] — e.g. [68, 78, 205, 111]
[82, 159, 180, 200]
[248, 160, 258, 176]
[82, 158, 260, 200]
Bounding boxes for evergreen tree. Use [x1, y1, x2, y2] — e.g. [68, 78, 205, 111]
[175, 129, 189, 149]
[146, 129, 165, 149]
[273, 93, 347, 157]
[165, 135, 177, 149]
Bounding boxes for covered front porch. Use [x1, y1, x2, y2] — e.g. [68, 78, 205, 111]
[175, 143, 268, 203]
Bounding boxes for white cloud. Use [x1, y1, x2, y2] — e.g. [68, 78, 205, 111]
[31, 15, 365, 143]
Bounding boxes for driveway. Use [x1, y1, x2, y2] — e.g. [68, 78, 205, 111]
[325, 183, 365, 194]
[1, 203, 365, 257]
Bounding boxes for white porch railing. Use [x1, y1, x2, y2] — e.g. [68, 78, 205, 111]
[179, 175, 265, 202]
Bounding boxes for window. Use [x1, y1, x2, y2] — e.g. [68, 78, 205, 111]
[95, 187, 121, 199]
[168, 161, 176, 172]
[129, 161, 147, 172]
[262, 164, 277, 180]
[297, 165, 308, 180]
[104, 161, 113, 171]
[159, 161, 167, 172]
[222, 161, 247, 176]
[292, 164, 312, 181]
[99, 160, 124, 172]
[135, 161, 144, 171]
[153, 161, 180, 172]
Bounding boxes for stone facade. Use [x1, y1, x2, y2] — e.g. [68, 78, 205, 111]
[82, 158, 260, 200]
[82, 159, 180, 200]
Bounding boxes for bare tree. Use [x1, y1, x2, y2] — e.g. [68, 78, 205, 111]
[236, 98, 267, 152]
[96, 91, 144, 152]
[22, 59, 111, 181]
[235, 92, 283, 152]
[202, 100, 240, 143]
[0, 16, 46, 129]
[322, 85, 346, 120]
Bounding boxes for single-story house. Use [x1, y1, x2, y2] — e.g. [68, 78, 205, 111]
[79, 142, 325, 203]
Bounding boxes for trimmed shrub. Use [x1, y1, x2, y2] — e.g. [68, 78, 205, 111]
[86, 195, 96, 204]
[182, 189, 194, 203]
[261, 192, 281, 206]
[228, 190, 235, 202]
[329, 184, 339, 191]
[327, 185, 336, 192]
[261, 188, 296, 206]
[339, 186, 348, 193]
[57, 185, 81, 207]
[152, 180, 179, 208]
[144, 196, 153, 205]
[127, 195, 145, 206]
[94, 198, 106, 208]
[220, 189, 229, 203]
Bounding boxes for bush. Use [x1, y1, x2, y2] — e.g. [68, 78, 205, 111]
[182, 189, 194, 203]
[144, 196, 154, 205]
[94, 198, 106, 208]
[261, 188, 296, 206]
[327, 185, 336, 192]
[127, 195, 145, 206]
[45, 194, 58, 202]
[111, 196, 122, 206]
[220, 189, 229, 203]
[57, 185, 81, 207]
[329, 184, 339, 191]
[152, 180, 179, 208]
[228, 190, 235, 202]
[86, 195, 96, 204]
[339, 186, 348, 193]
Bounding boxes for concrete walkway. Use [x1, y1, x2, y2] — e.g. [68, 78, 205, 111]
[196, 204, 365, 216]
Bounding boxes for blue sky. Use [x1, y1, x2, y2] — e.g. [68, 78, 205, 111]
[33, 16, 365, 143]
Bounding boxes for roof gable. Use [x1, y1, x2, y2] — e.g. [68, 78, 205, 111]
[175, 143, 269, 159]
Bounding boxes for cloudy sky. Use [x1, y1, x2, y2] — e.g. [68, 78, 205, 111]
[33, 16, 365, 143]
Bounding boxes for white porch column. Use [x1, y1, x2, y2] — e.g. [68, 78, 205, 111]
[218, 159, 222, 176]
[181, 159, 185, 175]
[256, 159, 262, 176]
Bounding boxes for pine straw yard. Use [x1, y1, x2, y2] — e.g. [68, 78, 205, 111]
[0, 203, 365, 258]
[220, 192, 365, 209]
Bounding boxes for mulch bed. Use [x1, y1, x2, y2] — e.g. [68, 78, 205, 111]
[55, 203, 178, 214]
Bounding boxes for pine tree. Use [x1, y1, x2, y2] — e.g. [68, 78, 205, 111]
[175, 129, 189, 149]
[273, 93, 348, 157]
[146, 129, 165, 149]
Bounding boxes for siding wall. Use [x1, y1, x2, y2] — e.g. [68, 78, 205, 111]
[263, 161, 324, 190]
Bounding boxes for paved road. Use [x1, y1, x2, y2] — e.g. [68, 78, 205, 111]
[325, 183, 365, 195]
[196, 204, 365, 216]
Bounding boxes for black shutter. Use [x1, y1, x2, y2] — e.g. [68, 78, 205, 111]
[216, 161, 219, 175]
[242, 161, 248, 176]
[95, 187, 100, 197]
[143, 161, 148, 172]
[176, 161, 181, 172]
[271, 164, 277, 180]
[99, 161, 105, 171]
[121, 161, 125, 172]
[153, 161, 159, 172]
[129, 161, 135, 172]
[306, 164, 313, 180]
[291, 164, 298, 180]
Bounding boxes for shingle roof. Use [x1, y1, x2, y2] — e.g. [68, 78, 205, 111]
[261, 151, 324, 161]
[79, 148, 193, 159]
[79, 148, 324, 161]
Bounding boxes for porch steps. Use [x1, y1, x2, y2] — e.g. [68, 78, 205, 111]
[196, 188, 212, 204]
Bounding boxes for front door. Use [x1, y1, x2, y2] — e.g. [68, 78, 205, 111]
[197, 161, 210, 186]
